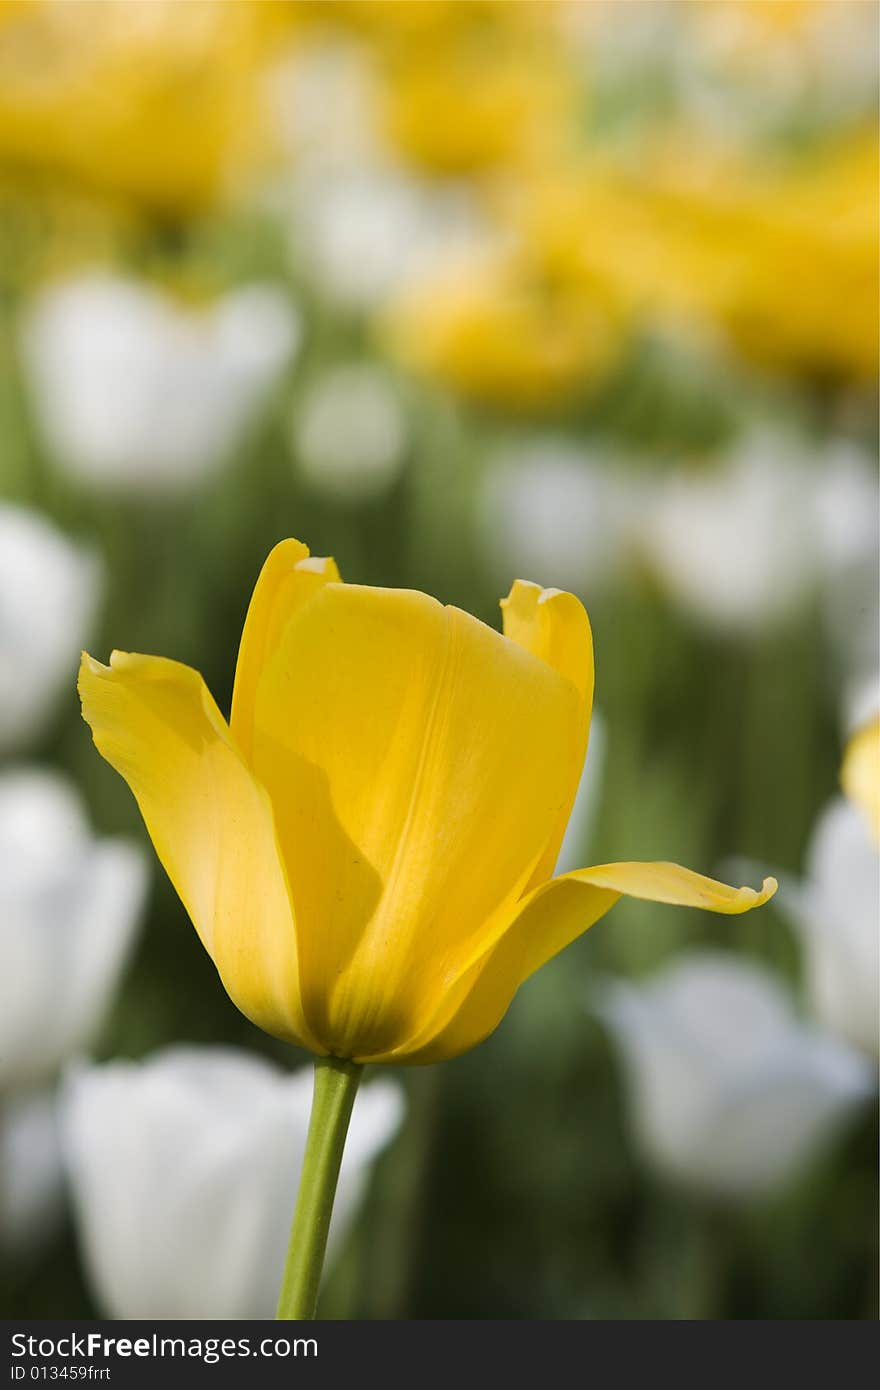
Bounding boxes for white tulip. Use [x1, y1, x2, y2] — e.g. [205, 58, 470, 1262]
[291, 169, 484, 311]
[779, 799, 879, 1057]
[598, 952, 873, 1199]
[0, 768, 147, 1091]
[480, 439, 639, 596]
[819, 464, 880, 690]
[0, 504, 100, 753]
[640, 443, 814, 632]
[640, 433, 879, 634]
[810, 442, 880, 578]
[845, 678, 880, 746]
[62, 1047, 404, 1320]
[692, 0, 879, 116]
[271, 39, 384, 175]
[21, 275, 299, 493]
[0, 1088, 65, 1257]
[293, 364, 407, 501]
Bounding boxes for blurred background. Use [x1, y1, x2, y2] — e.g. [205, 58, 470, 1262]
[0, 0, 877, 1321]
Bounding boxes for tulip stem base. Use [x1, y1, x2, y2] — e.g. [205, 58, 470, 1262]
[276, 1056, 363, 1320]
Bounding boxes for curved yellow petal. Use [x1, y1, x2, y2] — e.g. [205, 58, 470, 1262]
[78, 650, 322, 1053]
[249, 582, 583, 1059]
[558, 862, 777, 913]
[391, 863, 777, 1064]
[501, 580, 593, 704]
[230, 539, 341, 759]
[841, 714, 880, 844]
[501, 580, 594, 888]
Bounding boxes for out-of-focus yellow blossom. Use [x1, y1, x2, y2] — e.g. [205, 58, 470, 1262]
[296, 0, 566, 53]
[294, 0, 573, 176]
[384, 250, 625, 412]
[842, 716, 880, 845]
[0, 0, 287, 216]
[714, 135, 879, 379]
[510, 133, 879, 380]
[380, 44, 573, 177]
[295, 0, 510, 42]
[79, 538, 775, 1065]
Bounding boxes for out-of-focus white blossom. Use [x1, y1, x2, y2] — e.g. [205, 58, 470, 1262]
[691, 0, 879, 123]
[0, 1089, 65, 1257]
[844, 679, 880, 750]
[291, 169, 486, 311]
[598, 952, 872, 1200]
[0, 768, 147, 1091]
[814, 448, 880, 688]
[62, 1047, 404, 1320]
[480, 438, 639, 596]
[21, 275, 299, 493]
[735, 687, 879, 1055]
[640, 433, 879, 634]
[271, 39, 384, 175]
[640, 443, 812, 632]
[0, 504, 101, 753]
[778, 799, 879, 1058]
[565, 1, 878, 141]
[293, 364, 407, 501]
[812, 443, 880, 577]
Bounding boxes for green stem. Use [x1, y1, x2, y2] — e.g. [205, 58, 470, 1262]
[276, 1056, 363, 1320]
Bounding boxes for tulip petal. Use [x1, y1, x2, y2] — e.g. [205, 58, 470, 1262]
[501, 580, 593, 704]
[230, 539, 341, 759]
[393, 863, 777, 1063]
[501, 580, 594, 886]
[78, 651, 320, 1052]
[250, 583, 583, 1058]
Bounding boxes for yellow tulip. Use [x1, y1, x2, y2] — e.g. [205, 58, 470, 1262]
[0, 0, 284, 216]
[384, 253, 625, 411]
[842, 715, 880, 845]
[79, 539, 775, 1065]
[510, 133, 879, 382]
[380, 43, 571, 177]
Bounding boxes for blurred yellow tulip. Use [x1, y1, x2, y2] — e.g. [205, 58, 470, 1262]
[79, 539, 776, 1064]
[842, 716, 880, 845]
[293, 0, 572, 175]
[381, 45, 571, 176]
[385, 252, 625, 411]
[0, 0, 285, 215]
[511, 133, 879, 381]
